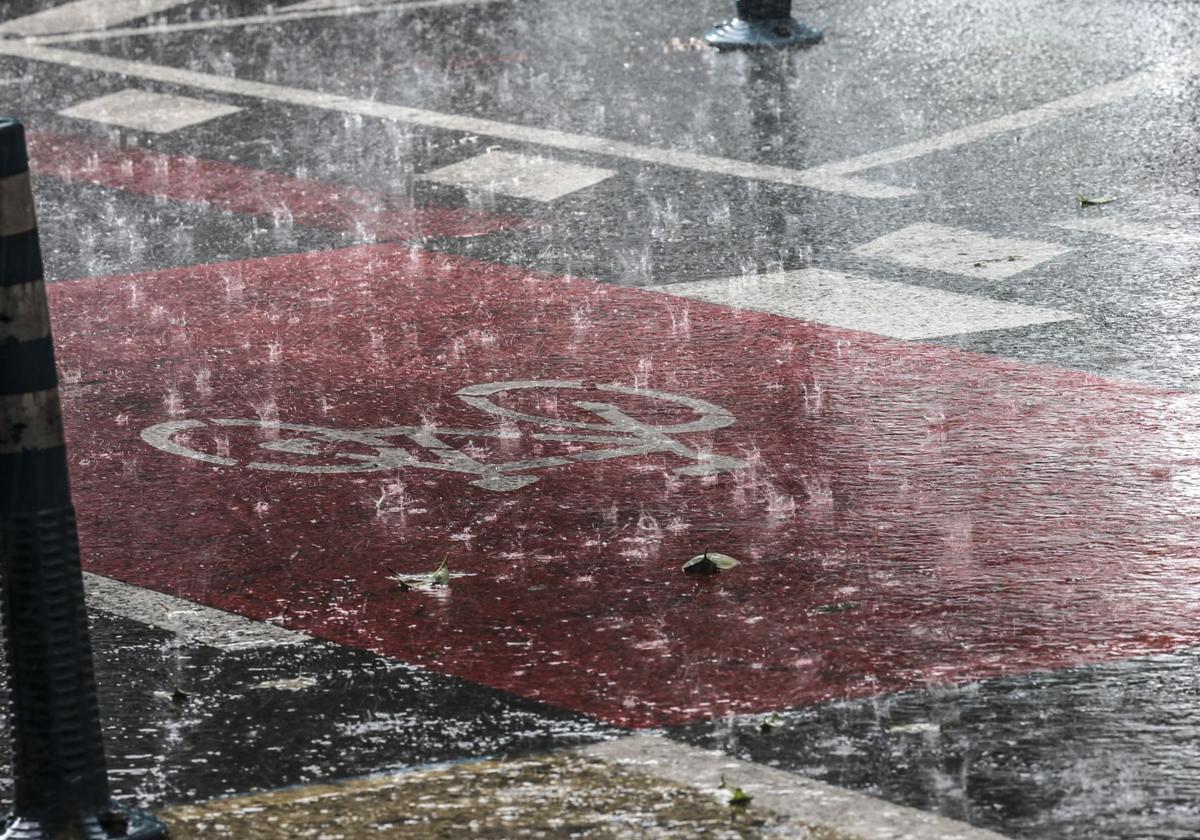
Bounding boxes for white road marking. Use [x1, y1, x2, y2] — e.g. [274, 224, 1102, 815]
[581, 735, 1011, 840]
[58, 88, 241, 133]
[83, 572, 312, 650]
[421, 150, 617, 202]
[1, 43, 1194, 198]
[27, 0, 509, 44]
[283, 0, 468, 10]
[0, 41, 914, 199]
[647, 268, 1080, 340]
[139, 381, 748, 491]
[1052, 216, 1200, 248]
[0, 0, 192, 36]
[809, 47, 1199, 184]
[853, 222, 1072, 279]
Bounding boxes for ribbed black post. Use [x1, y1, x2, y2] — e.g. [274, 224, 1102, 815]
[737, 0, 792, 18]
[705, 0, 823, 50]
[0, 119, 167, 840]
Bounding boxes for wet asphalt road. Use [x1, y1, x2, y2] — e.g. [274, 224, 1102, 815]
[1, 0, 1200, 837]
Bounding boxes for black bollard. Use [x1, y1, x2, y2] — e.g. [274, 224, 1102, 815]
[705, 0, 823, 50]
[0, 119, 167, 839]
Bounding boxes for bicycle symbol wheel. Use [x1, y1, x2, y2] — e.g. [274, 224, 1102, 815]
[454, 380, 735, 434]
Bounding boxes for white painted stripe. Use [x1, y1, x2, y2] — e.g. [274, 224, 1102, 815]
[0, 42, 905, 200]
[810, 46, 1200, 179]
[2, 42, 1195, 199]
[83, 572, 312, 650]
[647, 268, 1080, 340]
[28, 0, 508, 45]
[0, 170, 36, 236]
[810, 71, 1167, 180]
[284, 0, 468, 10]
[59, 89, 242, 134]
[0, 0, 192, 36]
[853, 223, 1072, 279]
[784, 48, 1197, 188]
[1052, 216, 1200, 248]
[422, 151, 617, 202]
[581, 735, 1010, 840]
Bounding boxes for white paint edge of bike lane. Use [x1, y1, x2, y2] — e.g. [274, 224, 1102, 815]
[83, 571, 312, 650]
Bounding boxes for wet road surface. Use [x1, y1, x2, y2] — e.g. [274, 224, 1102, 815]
[1, 0, 1199, 837]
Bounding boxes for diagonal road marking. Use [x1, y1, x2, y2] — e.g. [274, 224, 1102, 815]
[805, 66, 1184, 181]
[23, 0, 507, 45]
[0, 45, 1195, 199]
[281, 0, 479, 11]
[0, 0, 193, 36]
[0, 41, 901, 199]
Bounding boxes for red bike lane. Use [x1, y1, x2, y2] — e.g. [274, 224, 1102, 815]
[48, 242, 1200, 727]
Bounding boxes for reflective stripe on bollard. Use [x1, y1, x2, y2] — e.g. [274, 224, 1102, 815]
[0, 118, 167, 840]
[705, 0, 823, 50]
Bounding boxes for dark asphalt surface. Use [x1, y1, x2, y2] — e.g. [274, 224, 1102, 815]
[1, 612, 611, 806]
[2, 0, 1199, 837]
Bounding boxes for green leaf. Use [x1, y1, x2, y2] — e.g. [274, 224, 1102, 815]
[1078, 194, 1116, 206]
[388, 556, 463, 591]
[682, 550, 739, 574]
[759, 713, 782, 734]
[430, 558, 451, 586]
[728, 787, 753, 807]
[718, 773, 728, 790]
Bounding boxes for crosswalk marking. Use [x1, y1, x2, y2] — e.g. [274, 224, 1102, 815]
[58, 89, 241, 134]
[421, 150, 616, 202]
[853, 222, 1072, 279]
[647, 268, 1080, 340]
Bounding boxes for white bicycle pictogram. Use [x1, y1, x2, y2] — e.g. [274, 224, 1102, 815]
[140, 380, 749, 492]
